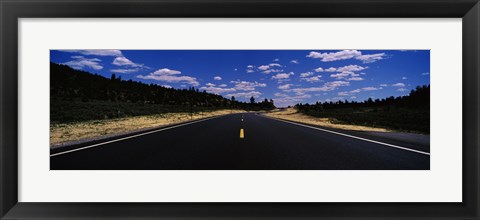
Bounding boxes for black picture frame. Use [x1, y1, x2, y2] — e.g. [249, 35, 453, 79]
[1, 0, 479, 219]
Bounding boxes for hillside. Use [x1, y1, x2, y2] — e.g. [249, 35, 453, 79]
[50, 62, 274, 123]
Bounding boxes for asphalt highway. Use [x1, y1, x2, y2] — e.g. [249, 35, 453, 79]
[50, 113, 430, 170]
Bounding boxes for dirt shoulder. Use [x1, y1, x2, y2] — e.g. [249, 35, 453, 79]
[264, 108, 389, 132]
[50, 109, 246, 148]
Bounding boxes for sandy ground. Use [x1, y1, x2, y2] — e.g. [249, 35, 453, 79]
[50, 109, 246, 147]
[264, 108, 390, 132]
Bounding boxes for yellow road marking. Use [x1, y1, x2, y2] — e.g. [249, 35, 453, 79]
[240, 129, 244, 138]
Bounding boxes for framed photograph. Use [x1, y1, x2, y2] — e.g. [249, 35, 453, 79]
[1, 0, 479, 219]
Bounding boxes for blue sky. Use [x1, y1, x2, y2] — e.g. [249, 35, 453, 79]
[50, 50, 430, 107]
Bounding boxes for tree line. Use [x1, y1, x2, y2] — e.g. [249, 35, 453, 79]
[295, 85, 430, 112]
[294, 85, 430, 133]
[50, 62, 275, 111]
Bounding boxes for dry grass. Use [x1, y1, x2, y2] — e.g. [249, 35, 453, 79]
[50, 109, 246, 147]
[264, 108, 390, 132]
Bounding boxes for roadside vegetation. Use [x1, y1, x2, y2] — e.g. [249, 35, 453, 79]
[291, 85, 430, 134]
[51, 109, 246, 146]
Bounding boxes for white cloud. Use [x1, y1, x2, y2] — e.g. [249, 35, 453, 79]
[262, 69, 283, 74]
[226, 91, 262, 99]
[326, 65, 367, 79]
[137, 68, 199, 86]
[314, 67, 324, 72]
[300, 72, 314, 78]
[110, 68, 140, 73]
[347, 77, 364, 81]
[397, 88, 407, 92]
[272, 72, 294, 80]
[151, 68, 180, 75]
[336, 65, 367, 72]
[214, 76, 222, 81]
[291, 81, 349, 94]
[325, 67, 337, 72]
[422, 72, 430, 75]
[273, 58, 280, 62]
[362, 87, 380, 91]
[246, 65, 255, 73]
[338, 89, 361, 96]
[278, 84, 293, 90]
[230, 80, 267, 91]
[63, 56, 103, 70]
[273, 94, 311, 107]
[402, 77, 407, 80]
[307, 50, 361, 62]
[258, 65, 270, 71]
[325, 81, 350, 88]
[200, 84, 236, 94]
[330, 71, 360, 79]
[112, 56, 143, 67]
[355, 53, 386, 63]
[162, 85, 172, 89]
[59, 50, 123, 57]
[290, 60, 299, 64]
[392, 83, 405, 87]
[337, 86, 380, 96]
[307, 50, 387, 63]
[301, 75, 322, 83]
[380, 84, 388, 87]
[257, 63, 283, 74]
[219, 84, 227, 87]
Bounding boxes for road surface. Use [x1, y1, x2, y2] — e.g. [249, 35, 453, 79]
[50, 113, 430, 170]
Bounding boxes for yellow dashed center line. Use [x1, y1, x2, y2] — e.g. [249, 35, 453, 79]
[240, 128, 244, 138]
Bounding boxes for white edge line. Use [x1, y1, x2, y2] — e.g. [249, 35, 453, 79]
[261, 115, 430, 156]
[50, 115, 226, 157]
